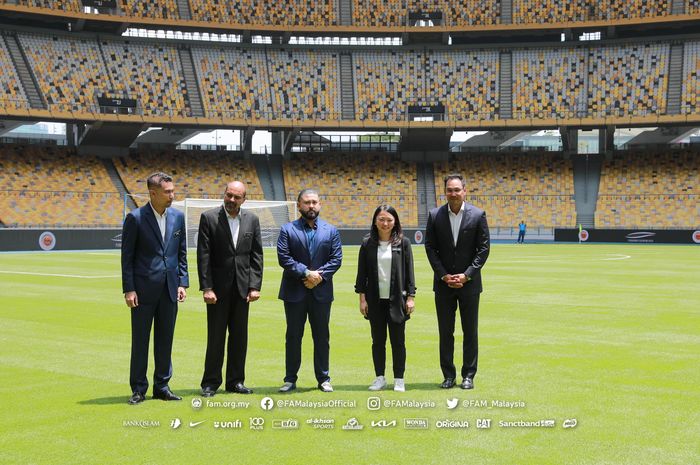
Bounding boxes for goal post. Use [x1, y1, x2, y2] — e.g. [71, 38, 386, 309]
[172, 198, 297, 248]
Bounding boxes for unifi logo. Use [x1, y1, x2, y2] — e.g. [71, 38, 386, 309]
[213, 420, 242, 429]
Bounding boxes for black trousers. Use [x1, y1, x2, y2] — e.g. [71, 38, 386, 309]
[283, 294, 331, 385]
[130, 286, 178, 395]
[517, 231, 525, 243]
[369, 299, 406, 378]
[201, 289, 250, 390]
[435, 290, 480, 380]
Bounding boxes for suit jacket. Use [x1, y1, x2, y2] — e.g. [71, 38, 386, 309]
[121, 204, 189, 304]
[424, 202, 490, 295]
[196, 206, 263, 300]
[355, 235, 416, 324]
[277, 217, 342, 303]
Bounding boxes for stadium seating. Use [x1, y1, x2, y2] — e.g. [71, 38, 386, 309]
[0, 37, 28, 109]
[682, 41, 699, 114]
[427, 50, 500, 120]
[10, 0, 81, 12]
[282, 153, 418, 227]
[120, 0, 180, 20]
[267, 49, 341, 120]
[0, 145, 122, 227]
[513, 48, 587, 118]
[689, 0, 700, 14]
[189, 0, 337, 25]
[18, 32, 112, 112]
[191, 45, 271, 119]
[513, 0, 670, 23]
[113, 150, 263, 204]
[433, 153, 576, 228]
[353, 50, 426, 121]
[101, 39, 190, 117]
[588, 43, 669, 117]
[595, 150, 700, 229]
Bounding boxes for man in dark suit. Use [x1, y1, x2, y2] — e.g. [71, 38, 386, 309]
[425, 174, 490, 390]
[277, 189, 342, 393]
[197, 181, 263, 397]
[121, 172, 189, 404]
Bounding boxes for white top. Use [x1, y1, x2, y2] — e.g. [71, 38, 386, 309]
[149, 202, 167, 241]
[227, 213, 240, 248]
[377, 240, 392, 299]
[448, 202, 465, 246]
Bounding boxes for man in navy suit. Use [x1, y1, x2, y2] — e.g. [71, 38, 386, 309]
[121, 172, 189, 404]
[425, 174, 490, 391]
[277, 189, 342, 393]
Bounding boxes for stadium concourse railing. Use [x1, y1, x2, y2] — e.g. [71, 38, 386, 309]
[2, 98, 700, 130]
[1, 2, 699, 32]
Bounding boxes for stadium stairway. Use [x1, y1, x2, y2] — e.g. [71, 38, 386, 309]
[339, 0, 353, 25]
[178, 47, 205, 117]
[416, 162, 436, 227]
[499, 52, 512, 119]
[101, 158, 138, 213]
[2, 33, 45, 109]
[339, 53, 356, 119]
[175, 0, 191, 20]
[573, 154, 603, 228]
[501, 0, 513, 24]
[666, 43, 684, 115]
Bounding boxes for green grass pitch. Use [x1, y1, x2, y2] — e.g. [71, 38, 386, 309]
[1, 243, 699, 465]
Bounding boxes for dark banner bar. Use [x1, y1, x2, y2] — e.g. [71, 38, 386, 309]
[97, 96, 137, 108]
[555, 228, 700, 244]
[408, 11, 443, 21]
[407, 104, 445, 115]
[81, 0, 117, 7]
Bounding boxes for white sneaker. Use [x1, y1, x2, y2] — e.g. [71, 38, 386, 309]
[319, 380, 333, 392]
[394, 378, 405, 392]
[368, 376, 386, 391]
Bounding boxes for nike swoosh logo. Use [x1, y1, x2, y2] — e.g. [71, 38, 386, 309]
[189, 420, 206, 427]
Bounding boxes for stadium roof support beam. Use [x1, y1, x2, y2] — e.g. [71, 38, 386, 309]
[283, 130, 300, 155]
[458, 131, 537, 150]
[399, 128, 452, 161]
[134, 127, 203, 146]
[559, 126, 578, 157]
[241, 127, 255, 157]
[77, 121, 148, 156]
[624, 126, 699, 146]
[0, 119, 24, 137]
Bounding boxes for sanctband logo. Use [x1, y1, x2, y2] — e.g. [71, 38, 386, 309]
[404, 418, 429, 429]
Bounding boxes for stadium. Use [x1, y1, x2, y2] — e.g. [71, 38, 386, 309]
[0, 1, 699, 464]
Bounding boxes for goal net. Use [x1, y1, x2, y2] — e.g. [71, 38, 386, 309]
[172, 198, 297, 248]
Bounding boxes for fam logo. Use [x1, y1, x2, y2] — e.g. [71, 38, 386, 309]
[578, 229, 589, 242]
[414, 230, 424, 244]
[191, 398, 203, 410]
[38, 231, 57, 251]
[693, 231, 700, 244]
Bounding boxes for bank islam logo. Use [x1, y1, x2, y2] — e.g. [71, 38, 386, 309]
[191, 398, 203, 410]
[342, 418, 364, 431]
[446, 398, 459, 410]
[367, 397, 381, 411]
[170, 418, 181, 429]
[272, 419, 299, 430]
[260, 397, 274, 411]
[371, 419, 397, 429]
[563, 418, 578, 429]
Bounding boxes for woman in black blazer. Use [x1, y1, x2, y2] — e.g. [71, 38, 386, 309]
[355, 205, 416, 392]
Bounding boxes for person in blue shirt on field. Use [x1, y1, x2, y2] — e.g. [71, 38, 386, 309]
[517, 220, 526, 244]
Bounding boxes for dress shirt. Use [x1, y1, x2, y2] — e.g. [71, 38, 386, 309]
[448, 202, 465, 246]
[149, 202, 167, 241]
[227, 212, 240, 249]
[377, 240, 392, 299]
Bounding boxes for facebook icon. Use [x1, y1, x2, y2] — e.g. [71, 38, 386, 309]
[260, 397, 274, 411]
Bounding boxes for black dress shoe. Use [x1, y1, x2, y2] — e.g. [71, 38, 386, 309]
[201, 387, 216, 397]
[461, 378, 474, 390]
[227, 383, 253, 394]
[441, 378, 456, 389]
[279, 382, 296, 393]
[128, 392, 145, 405]
[152, 388, 182, 401]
